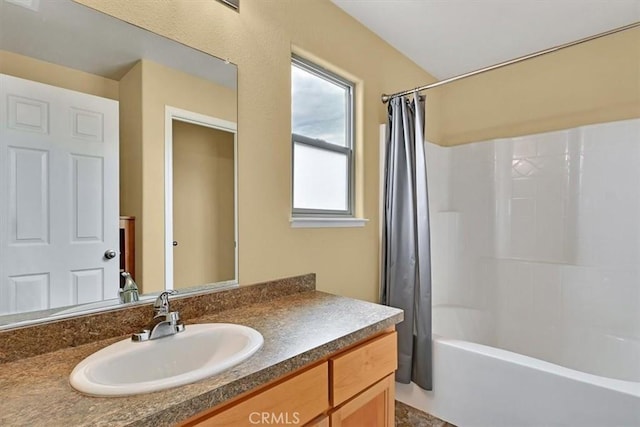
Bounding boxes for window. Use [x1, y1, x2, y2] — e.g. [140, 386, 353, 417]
[291, 55, 354, 218]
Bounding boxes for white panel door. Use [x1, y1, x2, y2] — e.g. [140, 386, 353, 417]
[0, 74, 119, 315]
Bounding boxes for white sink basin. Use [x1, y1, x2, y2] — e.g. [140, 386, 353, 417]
[70, 323, 263, 396]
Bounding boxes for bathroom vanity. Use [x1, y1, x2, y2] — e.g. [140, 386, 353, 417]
[181, 330, 397, 426]
[0, 275, 402, 426]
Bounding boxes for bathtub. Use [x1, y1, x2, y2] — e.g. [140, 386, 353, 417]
[395, 334, 640, 427]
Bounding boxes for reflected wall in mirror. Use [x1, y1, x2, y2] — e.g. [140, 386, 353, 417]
[0, 0, 238, 328]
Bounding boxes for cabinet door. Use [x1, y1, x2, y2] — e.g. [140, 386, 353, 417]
[306, 415, 329, 427]
[330, 374, 394, 427]
[187, 362, 328, 427]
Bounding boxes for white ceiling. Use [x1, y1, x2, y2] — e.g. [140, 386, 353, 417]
[331, 0, 640, 79]
[0, 0, 237, 89]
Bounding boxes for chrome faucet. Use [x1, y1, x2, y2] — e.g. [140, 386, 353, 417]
[131, 290, 185, 342]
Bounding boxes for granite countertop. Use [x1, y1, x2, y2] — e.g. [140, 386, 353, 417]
[0, 291, 403, 427]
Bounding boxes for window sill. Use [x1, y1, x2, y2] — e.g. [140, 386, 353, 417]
[290, 217, 369, 229]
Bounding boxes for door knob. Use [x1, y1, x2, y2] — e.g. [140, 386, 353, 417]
[104, 249, 117, 260]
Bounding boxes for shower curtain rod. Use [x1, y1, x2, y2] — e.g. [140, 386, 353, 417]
[381, 21, 640, 103]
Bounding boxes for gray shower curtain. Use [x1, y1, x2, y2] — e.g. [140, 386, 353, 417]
[381, 92, 432, 390]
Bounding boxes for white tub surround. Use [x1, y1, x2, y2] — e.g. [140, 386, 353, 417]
[398, 119, 640, 426]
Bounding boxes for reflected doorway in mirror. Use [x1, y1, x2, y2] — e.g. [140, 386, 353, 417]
[164, 107, 238, 292]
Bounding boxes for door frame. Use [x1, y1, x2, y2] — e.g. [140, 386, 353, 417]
[164, 106, 238, 290]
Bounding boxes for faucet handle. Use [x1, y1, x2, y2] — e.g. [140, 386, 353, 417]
[153, 290, 177, 318]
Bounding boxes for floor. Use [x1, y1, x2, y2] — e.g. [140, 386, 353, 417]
[395, 401, 456, 427]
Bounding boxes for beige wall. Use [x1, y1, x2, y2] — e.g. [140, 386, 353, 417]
[435, 26, 640, 146]
[78, 0, 434, 302]
[172, 121, 235, 289]
[0, 50, 119, 100]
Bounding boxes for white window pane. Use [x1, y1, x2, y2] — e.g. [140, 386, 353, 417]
[293, 143, 348, 211]
[292, 65, 347, 147]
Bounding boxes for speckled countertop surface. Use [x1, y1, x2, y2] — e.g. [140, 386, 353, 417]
[0, 291, 403, 427]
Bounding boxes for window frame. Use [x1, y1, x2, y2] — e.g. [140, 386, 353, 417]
[291, 54, 355, 218]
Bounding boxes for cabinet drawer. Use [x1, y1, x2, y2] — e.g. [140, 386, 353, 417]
[329, 331, 397, 406]
[190, 362, 329, 427]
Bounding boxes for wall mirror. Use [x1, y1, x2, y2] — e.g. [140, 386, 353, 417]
[0, 0, 238, 329]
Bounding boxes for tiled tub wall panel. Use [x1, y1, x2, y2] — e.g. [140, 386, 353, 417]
[427, 119, 640, 380]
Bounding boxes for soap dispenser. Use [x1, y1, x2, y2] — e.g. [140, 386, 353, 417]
[120, 271, 140, 303]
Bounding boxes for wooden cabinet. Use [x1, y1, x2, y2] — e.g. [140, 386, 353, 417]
[180, 330, 397, 427]
[183, 363, 328, 427]
[329, 375, 395, 427]
[330, 332, 397, 406]
[306, 415, 329, 427]
[329, 332, 397, 427]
